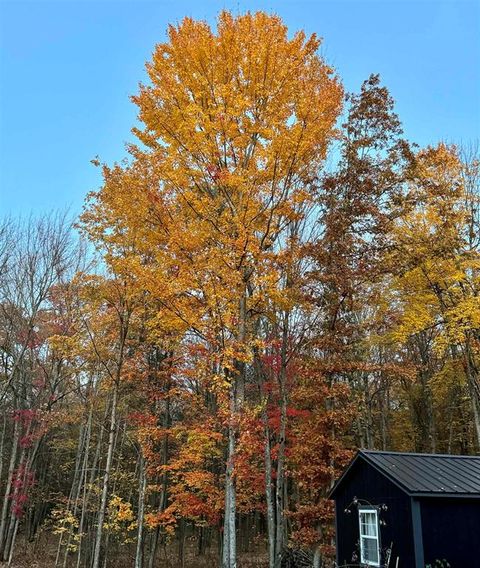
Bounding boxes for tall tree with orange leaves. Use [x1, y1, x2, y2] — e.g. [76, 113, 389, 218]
[82, 11, 343, 567]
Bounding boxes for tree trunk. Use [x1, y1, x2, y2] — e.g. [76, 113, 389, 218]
[222, 284, 249, 568]
[0, 416, 19, 559]
[3, 440, 29, 563]
[76, 401, 106, 568]
[135, 452, 147, 568]
[274, 313, 289, 568]
[263, 415, 275, 568]
[92, 382, 118, 568]
[463, 339, 480, 448]
[148, 377, 171, 568]
[0, 413, 6, 487]
[313, 546, 323, 568]
[55, 421, 87, 567]
[222, 385, 237, 568]
[6, 519, 18, 567]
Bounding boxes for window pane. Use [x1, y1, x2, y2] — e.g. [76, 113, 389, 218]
[360, 512, 378, 537]
[361, 536, 379, 563]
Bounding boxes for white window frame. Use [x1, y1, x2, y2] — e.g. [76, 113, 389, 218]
[358, 507, 380, 566]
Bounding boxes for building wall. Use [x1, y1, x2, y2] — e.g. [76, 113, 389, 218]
[420, 497, 480, 568]
[334, 458, 415, 567]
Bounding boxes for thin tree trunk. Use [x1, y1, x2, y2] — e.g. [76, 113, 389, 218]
[92, 382, 118, 568]
[449, 340, 480, 448]
[3, 441, 28, 563]
[222, 384, 236, 568]
[222, 285, 248, 568]
[76, 401, 106, 568]
[55, 422, 86, 567]
[62, 412, 93, 568]
[0, 413, 6, 487]
[312, 545, 323, 568]
[148, 373, 171, 568]
[6, 519, 18, 567]
[178, 519, 186, 568]
[263, 414, 275, 568]
[464, 340, 480, 448]
[274, 313, 289, 568]
[0, 416, 19, 558]
[255, 328, 276, 568]
[135, 452, 147, 568]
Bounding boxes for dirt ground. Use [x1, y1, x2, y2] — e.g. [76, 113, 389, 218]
[2, 537, 269, 567]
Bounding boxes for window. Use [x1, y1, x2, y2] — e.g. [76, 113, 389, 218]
[358, 508, 380, 566]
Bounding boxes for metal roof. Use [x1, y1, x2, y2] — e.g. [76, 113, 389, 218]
[330, 450, 480, 499]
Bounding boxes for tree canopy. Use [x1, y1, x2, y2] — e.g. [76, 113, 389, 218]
[0, 11, 479, 568]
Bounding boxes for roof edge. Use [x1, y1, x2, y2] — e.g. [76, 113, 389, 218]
[329, 449, 417, 499]
[329, 449, 480, 500]
[361, 449, 480, 460]
[327, 450, 362, 500]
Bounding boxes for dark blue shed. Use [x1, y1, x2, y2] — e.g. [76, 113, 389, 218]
[329, 450, 480, 568]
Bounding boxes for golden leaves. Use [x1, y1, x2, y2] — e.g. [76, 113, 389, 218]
[80, 12, 343, 391]
[386, 143, 480, 354]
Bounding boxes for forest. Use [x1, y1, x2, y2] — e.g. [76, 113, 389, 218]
[0, 10, 479, 568]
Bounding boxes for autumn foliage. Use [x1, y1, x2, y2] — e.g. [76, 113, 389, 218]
[0, 10, 479, 568]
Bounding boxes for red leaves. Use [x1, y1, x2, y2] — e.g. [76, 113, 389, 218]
[19, 434, 34, 449]
[286, 362, 354, 552]
[12, 409, 37, 425]
[235, 411, 265, 513]
[9, 464, 35, 519]
[206, 164, 222, 183]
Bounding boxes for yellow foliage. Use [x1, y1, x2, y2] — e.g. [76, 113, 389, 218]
[387, 143, 480, 354]
[104, 495, 137, 542]
[80, 10, 343, 396]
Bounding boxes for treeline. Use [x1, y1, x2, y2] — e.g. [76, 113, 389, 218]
[0, 11, 479, 568]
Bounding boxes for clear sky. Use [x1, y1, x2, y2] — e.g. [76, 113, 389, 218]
[0, 0, 479, 217]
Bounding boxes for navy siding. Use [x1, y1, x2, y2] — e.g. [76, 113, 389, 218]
[420, 498, 480, 568]
[334, 457, 415, 567]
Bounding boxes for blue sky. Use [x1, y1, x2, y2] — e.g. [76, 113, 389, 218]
[0, 0, 479, 217]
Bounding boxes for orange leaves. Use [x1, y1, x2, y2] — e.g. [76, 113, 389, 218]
[234, 408, 265, 513]
[144, 509, 176, 533]
[78, 10, 346, 555]
[172, 424, 223, 467]
[127, 10, 342, 272]
[161, 423, 224, 527]
[80, 14, 343, 431]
